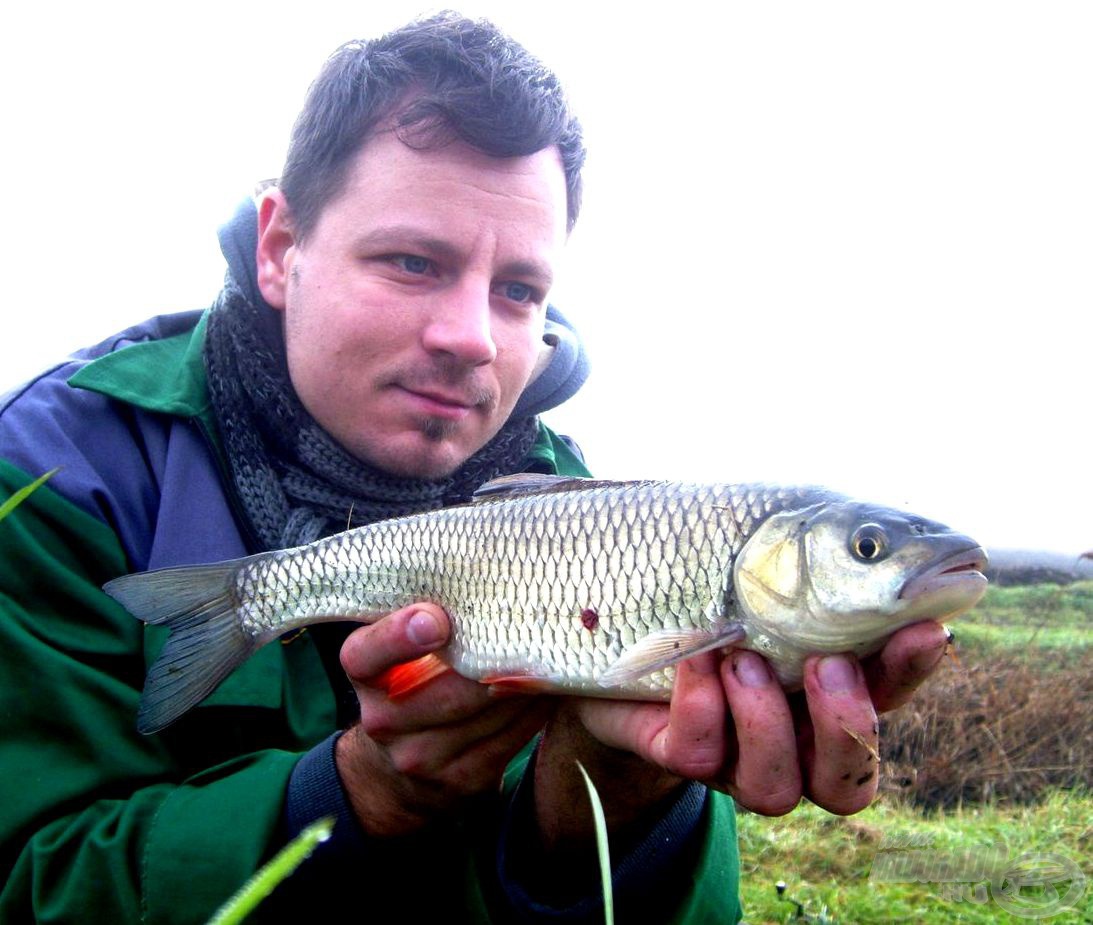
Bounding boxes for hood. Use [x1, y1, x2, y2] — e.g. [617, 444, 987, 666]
[217, 198, 590, 420]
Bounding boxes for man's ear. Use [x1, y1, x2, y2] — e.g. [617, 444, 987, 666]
[256, 189, 296, 311]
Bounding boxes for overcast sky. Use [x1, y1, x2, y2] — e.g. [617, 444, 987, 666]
[1, 1, 1089, 554]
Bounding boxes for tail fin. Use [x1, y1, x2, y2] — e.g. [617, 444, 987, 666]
[104, 563, 256, 734]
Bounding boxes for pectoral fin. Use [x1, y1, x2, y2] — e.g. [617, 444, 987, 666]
[598, 623, 747, 687]
[376, 654, 453, 698]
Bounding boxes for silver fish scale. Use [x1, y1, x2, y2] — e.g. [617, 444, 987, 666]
[234, 481, 826, 696]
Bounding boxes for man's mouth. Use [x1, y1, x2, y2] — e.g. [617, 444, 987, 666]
[396, 385, 484, 420]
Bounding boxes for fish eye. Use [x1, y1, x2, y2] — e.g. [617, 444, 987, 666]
[851, 524, 888, 562]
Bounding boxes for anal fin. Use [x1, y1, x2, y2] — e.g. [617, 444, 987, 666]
[480, 673, 563, 695]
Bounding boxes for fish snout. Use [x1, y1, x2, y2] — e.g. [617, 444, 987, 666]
[897, 545, 989, 615]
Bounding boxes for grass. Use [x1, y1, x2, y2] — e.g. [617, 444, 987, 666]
[737, 789, 1092, 924]
[206, 818, 333, 925]
[955, 581, 1093, 660]
[975, 582, 1093, 627]
[578, 762, 615, 925]
[736, 582, 1093, 924]
[0, 468, 56, 523]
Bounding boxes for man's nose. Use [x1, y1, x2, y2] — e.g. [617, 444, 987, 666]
[421, 283, 497, 366]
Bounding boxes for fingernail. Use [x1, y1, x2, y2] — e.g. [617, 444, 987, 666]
[685, 651, 720, 676]
[407, 611, 444, 647]
[818, 655, 857, 692]
[733, 651, 772, 688]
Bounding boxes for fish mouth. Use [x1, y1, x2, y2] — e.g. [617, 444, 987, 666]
[898, 545, 990, 616]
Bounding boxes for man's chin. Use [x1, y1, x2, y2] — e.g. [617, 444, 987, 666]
[420, 416, 461, 444]
[348, 424, 490, 481]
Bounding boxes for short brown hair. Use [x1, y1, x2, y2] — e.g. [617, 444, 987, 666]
[279, 12, 585, 240]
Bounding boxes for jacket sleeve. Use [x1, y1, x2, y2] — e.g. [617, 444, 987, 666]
[0, 460, 307, 924]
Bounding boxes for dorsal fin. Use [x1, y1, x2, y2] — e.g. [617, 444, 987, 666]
[472, 473, 593, 500]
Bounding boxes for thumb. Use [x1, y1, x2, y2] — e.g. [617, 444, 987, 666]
[339, 603, 450, 683]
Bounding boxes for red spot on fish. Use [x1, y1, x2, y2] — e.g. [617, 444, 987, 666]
[580, 608, 599, 631]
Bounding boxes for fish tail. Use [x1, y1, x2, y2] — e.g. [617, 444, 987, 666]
[104, 562, 256, 734]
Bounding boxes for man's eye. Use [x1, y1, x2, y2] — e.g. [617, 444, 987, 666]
[502, 282, 535, 303]
[394, 255, 431, 274]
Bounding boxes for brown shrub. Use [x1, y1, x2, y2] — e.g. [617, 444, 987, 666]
[879, 650, 1093, 808]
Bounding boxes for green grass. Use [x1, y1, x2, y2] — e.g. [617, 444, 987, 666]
[970, 582, 1093, 630]
[577, 762, 614, 925]
[979, 582, 1093, 623]
[955, 621, 1090, 655]
[737, 789, 1092, 924]
[955, 581, 1093, 658]
[206, 818, 333, 924]
[0, 468, 56, 524]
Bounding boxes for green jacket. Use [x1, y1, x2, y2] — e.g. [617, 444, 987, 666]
[0, 312, 742, 923]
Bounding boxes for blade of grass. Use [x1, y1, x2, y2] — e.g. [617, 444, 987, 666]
[576, 761, 614, 925]
[0, 468, 58, 523]
[206, 817, 333, 925]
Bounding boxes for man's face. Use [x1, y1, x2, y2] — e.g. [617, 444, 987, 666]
[257, 130, 568, 479]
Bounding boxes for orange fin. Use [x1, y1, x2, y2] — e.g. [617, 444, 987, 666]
[480, 674, 560, 695]
[376, 653, 451, 699]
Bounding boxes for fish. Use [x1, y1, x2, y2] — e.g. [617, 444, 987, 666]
[103, 474, 989, 734]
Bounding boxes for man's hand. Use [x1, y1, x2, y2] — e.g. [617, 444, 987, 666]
[535, 621, 950, 843]
[336, 604, 553, 837]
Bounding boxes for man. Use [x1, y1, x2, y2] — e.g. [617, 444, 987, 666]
[0, 13, 947, 923]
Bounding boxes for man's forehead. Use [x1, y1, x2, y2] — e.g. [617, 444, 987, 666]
[353, 129, 565, 184]
[319, 132, 567, 244]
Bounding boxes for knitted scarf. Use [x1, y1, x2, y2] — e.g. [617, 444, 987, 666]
[203, 275, 540, 550]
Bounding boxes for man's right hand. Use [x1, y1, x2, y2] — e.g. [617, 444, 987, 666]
[336, 604, 553, 837]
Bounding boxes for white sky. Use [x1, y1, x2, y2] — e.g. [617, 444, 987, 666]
[1, 2, 1089, 554]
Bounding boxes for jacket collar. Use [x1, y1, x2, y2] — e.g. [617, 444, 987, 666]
[68, 311, 211, 418]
